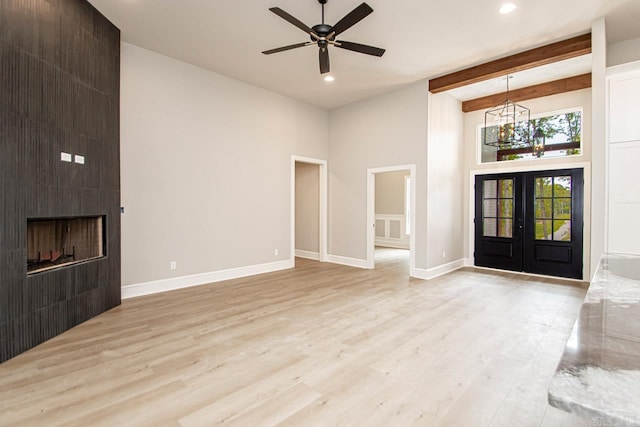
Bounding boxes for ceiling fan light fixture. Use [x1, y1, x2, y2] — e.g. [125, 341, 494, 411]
[324, 75, 335, 82]
[262, 1, 385, 75]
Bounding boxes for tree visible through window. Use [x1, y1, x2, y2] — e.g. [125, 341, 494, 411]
[481, 109, 582, 163]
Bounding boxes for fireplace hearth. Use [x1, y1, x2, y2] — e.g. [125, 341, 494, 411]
[27, 216, 106, 274]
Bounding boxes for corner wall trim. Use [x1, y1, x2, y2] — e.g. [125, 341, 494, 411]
[295, 250, 320, 260]
[411, 259, 466, 280]
[122, 259, 295, 299]
[327, 254, 371, 269]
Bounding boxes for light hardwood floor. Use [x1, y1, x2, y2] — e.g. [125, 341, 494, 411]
[0, 248, 591, 426]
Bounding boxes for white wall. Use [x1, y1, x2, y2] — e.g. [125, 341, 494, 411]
[607, 63, 640, 255]
[295, 162, 320, 254]
[120, 43, 328, 286]
[462, 88, 593, 277]
[328, 81, 429, 268]
[591, 18, 607, 279]
[608, 36, 640, 67]
[375, 171, 407, 215]
[427, 92, 465, 268]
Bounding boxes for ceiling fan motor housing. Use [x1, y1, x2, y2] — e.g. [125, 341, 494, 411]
[312, 24, 333, 38]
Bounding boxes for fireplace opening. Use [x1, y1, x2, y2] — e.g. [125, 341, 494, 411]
[27, 216, 106, 274]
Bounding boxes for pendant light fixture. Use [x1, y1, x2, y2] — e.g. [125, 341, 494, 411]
[484, 75, 530, 148]
[532, 127, 546, 157]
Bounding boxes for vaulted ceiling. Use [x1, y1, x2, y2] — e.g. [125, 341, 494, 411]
[88, 0, 640, 109]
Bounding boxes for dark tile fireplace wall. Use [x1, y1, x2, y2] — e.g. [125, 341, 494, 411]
[0, 0, 121, 362]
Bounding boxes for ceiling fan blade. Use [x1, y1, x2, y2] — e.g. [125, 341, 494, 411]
[335, 40, 385, 57]
[269, 7, 313, 34]
[319, 47, 330, 74]
[262, 42, 310, 55]
[332, 3, 374, 36]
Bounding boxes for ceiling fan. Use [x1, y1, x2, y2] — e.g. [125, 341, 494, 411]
[262, 0, 385, 75]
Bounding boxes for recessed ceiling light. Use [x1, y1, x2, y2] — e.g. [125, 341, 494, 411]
[499, 3, 517, 14]
[324, 75, 335, 82]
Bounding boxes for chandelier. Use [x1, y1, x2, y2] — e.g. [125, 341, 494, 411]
[484, 75, 530, 148]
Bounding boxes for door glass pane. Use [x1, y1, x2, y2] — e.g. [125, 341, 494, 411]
[484, 180, 497, 198]
[534, 175, 573, 242]
[536, 220, 553, 240]
[482, 178, 513, 238]
[498, 179, 513, 198]
[535, 177, 552, 197]
[499, 200, 513, 218]
[498, 219, 513, 238]
[484, 199, 497, 217]
[554, 220, 571, 241]
[554, 199, 571, 219]
[555, 176, 572, 196]
[483, 218, 497, 237]
[535, 199, 552, 219]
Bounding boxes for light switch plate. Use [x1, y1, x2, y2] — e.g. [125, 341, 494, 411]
[61, 152, 72, 162]
[74, 155, 85, 164]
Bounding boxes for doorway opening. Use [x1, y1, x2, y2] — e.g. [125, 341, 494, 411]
[474, 168, 584, 279]
[291, 156, 328, 263]
[367, 165, 416, 275]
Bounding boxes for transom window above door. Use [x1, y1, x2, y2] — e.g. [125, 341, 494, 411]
[480, 108, 583, 164]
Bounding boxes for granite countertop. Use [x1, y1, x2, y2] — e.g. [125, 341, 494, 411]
[549, 254, 640, 426]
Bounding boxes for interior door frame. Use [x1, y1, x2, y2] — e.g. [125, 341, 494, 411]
[467, 162, 591, 281]
[366, 164, 417, 274]
[291, 156, 328, 263]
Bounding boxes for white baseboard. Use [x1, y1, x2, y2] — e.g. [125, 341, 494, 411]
[374, 239, 410, 249]
[122, 259, 295, 299]
[295, 249, 320, 260]
[411, 259, 466, 280]
[327, 254, 371, 269]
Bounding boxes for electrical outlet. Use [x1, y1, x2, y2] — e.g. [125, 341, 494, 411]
[442, 250, 446, 258]
[274, 249, 279, 256]
[170, 261, 177, 270]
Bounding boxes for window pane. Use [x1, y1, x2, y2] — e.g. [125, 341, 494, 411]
[535, 177, 552, 197]
[554, 198, 571, 219]
[480, 110, 582, 163]
[484, 180, 497, 198]
[535, 199, 552, 219]
[498, 179, 513, 198]
[554, 176, 572, 197]
[483, 218, 497, 237]
[554, 220, 571, 241]
[484, 199, 497, 218]
[498, 219, 513, 238]
[535, 220, 553, 240]
[499, 199, 513, 218]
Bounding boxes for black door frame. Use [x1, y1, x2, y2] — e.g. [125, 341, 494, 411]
[473, 167, 584, 280]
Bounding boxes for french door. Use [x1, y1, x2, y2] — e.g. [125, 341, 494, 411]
[474, 168, 583, 279]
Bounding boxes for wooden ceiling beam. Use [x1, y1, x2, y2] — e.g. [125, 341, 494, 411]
[461, 73, 592, 112]
[428, 33, 592, 94]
